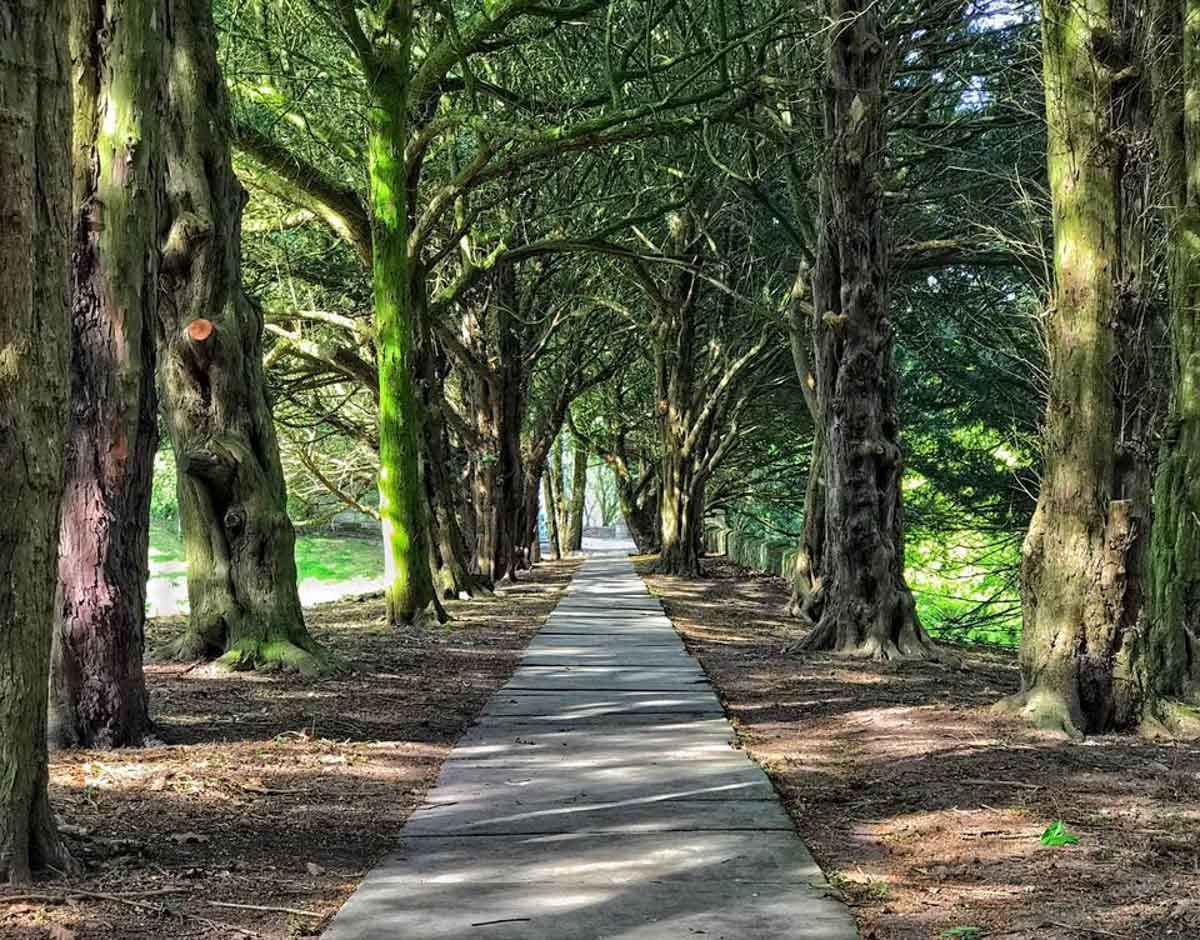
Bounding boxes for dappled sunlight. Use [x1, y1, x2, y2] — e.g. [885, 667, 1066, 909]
[0, 560, 583, 937]
[638, 553, 1200, 939]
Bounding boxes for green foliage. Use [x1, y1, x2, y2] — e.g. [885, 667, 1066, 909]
[940, 928, 985, 940]
[150, 446, 178, 521]
[1039, 821, 1080, 846]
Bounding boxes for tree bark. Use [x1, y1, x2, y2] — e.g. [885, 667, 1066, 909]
[1142, 0, 1200, 716]
[158, 0, 330, 672]
[567, 436, 588, 552]
[787, 426, 826, 619]
[0, 0, 74, 881]
[800, 0, 935, 661]
[51, 0, 161, 749]
[997, 0, 1157, 734]
[552, 433, 570, 552]
[371, 77, 438, 624]
[544, 471, 562, 559]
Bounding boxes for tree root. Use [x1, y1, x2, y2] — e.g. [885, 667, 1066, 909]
[992, 686, 1085, 739]
[214, 637, 342, 677]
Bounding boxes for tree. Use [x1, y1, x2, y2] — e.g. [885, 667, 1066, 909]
[0, 0, 73, 882]
[159, 0, 331, 673]
[566, 433, 588, 553]
[50, 0, 161, 749]
[799, 0, 936, 659]
[997, 0, 1158, 734]
[1144, 0, 1200, 717]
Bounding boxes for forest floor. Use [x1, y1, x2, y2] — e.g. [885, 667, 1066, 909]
[0, 557, 581, 940]
[635, 555, 1200, 940]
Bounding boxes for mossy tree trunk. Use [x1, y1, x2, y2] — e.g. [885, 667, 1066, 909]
[51, 0, 161, 749]
[0, 0, 74, 881]
[158, 0, 330, 672]
[998, 0, 1158, 734]
[362, 15, 440, 626]
[1144, 0, 1200, 712]
[800, 0, 935, 661]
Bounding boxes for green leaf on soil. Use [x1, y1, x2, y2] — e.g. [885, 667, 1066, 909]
[1039, 820, 1079, 846]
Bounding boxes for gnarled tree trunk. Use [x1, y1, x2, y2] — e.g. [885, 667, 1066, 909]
[0, 0, 73, 881]
[51, 0, 161, 749]
[800, 0, 935, 661]
[158, 0, 329, 672]
[997, 0, 1157, 735]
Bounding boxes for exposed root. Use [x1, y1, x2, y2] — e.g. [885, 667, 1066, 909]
[215, 636, 342, 677]
[163, 625, 223, 664]
[993, 686, 1085, 740]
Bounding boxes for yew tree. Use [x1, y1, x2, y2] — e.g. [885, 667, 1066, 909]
[0, 0, 73, 883]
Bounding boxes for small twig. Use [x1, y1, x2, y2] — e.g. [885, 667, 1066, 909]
[471, 917, 532, 927]
[207, 900, 324, 918]
[959, 778, 1042, 790]
[0, 888, 260, 937]
[1043, 921, 1129, 939]
[2, 888, 184, 905]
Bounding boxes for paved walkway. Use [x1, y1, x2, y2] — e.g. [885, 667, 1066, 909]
[324, 549, 857, 939]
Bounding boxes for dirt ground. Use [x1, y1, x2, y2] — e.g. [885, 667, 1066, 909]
[637, 556, 1200, 940]
[0, 558, 580, 940]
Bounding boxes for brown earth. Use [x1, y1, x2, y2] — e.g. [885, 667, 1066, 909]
[0, 558, 580, 940]
[636, 555, 1200, 940]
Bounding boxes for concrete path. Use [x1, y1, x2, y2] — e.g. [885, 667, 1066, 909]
[324, 549, 857, 939]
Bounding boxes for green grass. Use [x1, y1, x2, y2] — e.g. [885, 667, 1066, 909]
[149, 520, 384, 583]
[147, 520, 385, 616]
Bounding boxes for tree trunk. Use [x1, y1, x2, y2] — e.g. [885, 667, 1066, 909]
[0, 0, 74, 881]
[567, 437, 588, 552]
[552, 433, 569, 552]
[367, 35, 439, 626]
[658, 437, 702, 576]
[788, 427, 826, 619]
[800, 0, 934, 661]
[544, 471, 562, 559]
[158, 0, 329, 672]
[51, 0, 160, 749]
[612, 458, 660, 553]
[1141, 0, 1200, 716]
[997, 0, 1157, 735]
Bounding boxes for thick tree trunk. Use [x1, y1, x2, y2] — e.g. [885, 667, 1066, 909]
[367, 39, 439, 626]
[658, 442, 702, 577]
[801, 0, 934, 661]
[1141, 0, 1200, 716]
[51, 0, 160, 749]
[997, 0, 1157, 735]
[567, 437, 588, 552]
[0, 0, 74, 881]
[158, 0, 329, 672]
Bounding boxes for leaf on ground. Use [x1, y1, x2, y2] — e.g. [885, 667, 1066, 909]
[940, 928, 984, 940]
[1039, 820, 1079, 846]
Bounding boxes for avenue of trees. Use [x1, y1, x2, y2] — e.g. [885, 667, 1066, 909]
[4, 0, 1200, 882]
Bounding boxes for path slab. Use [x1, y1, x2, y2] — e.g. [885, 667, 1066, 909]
[323, 550, 857, 939]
